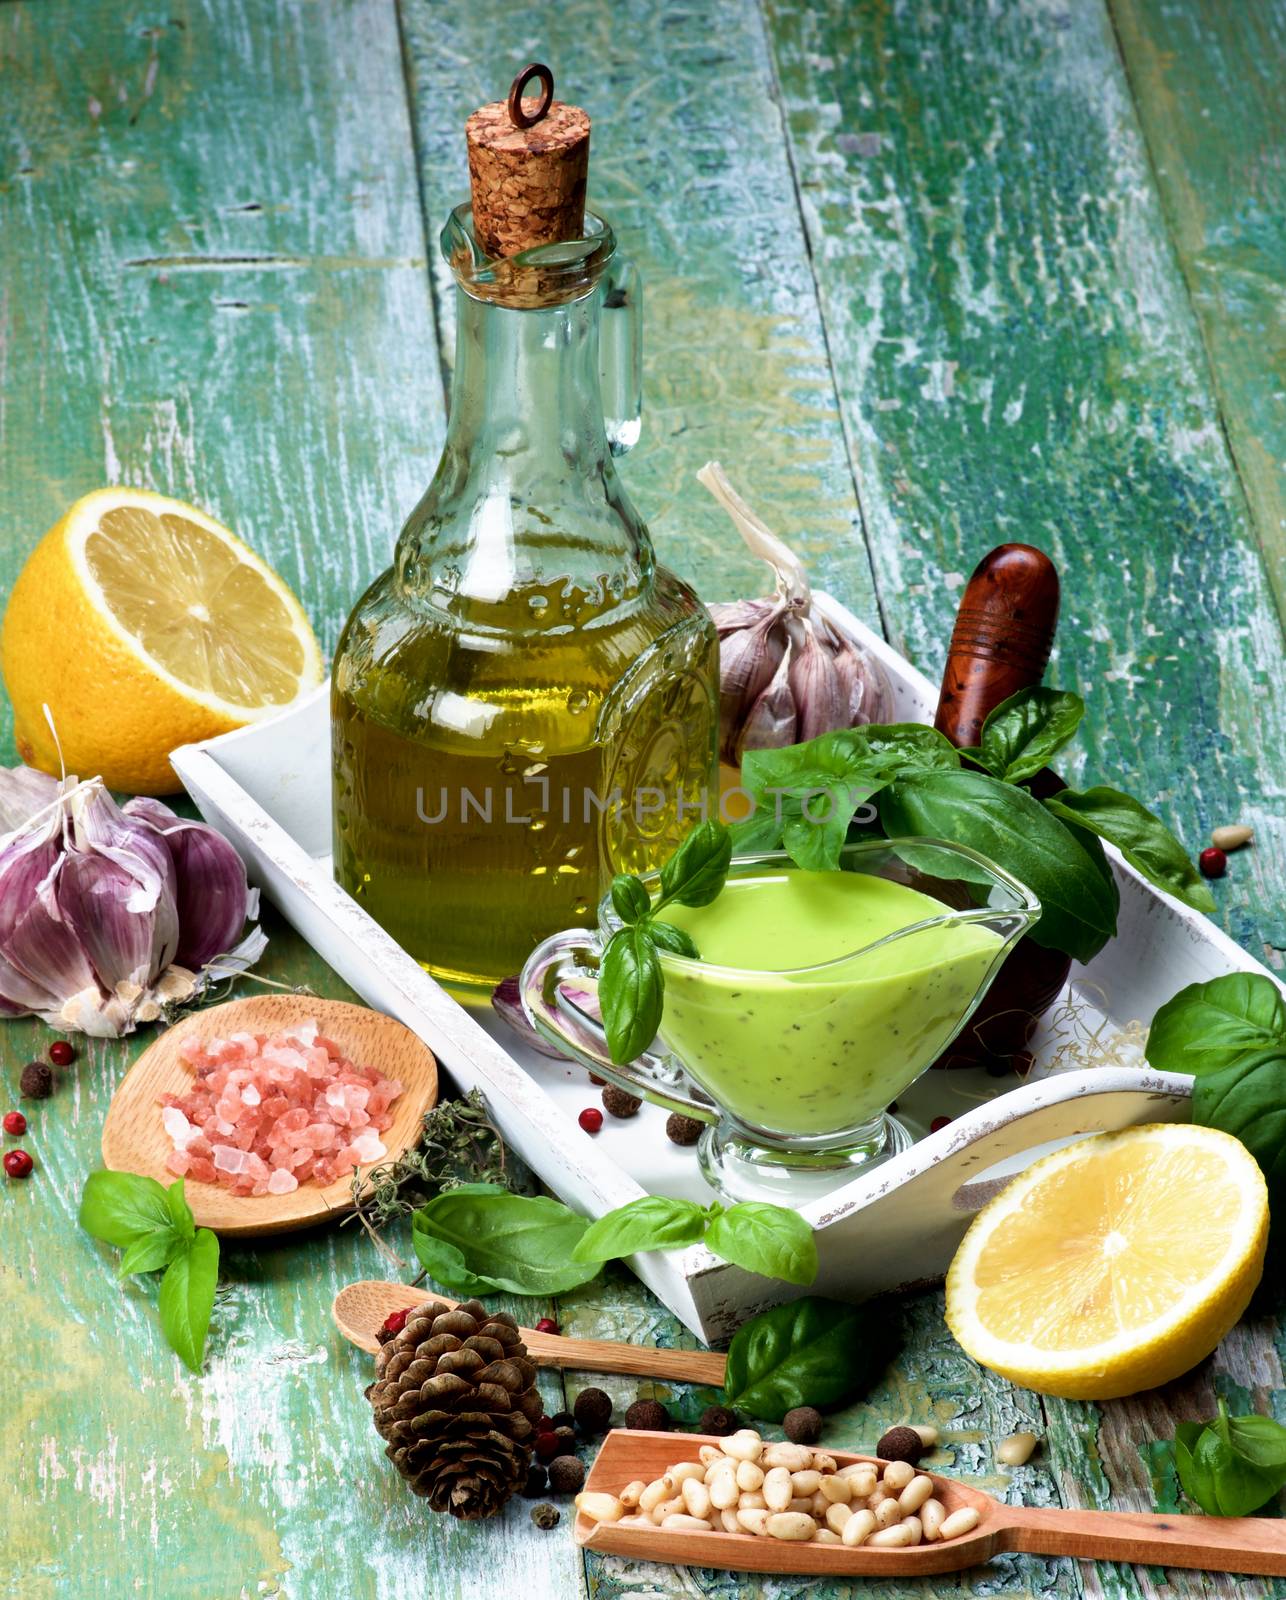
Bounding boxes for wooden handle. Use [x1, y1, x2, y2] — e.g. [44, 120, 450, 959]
[332, 1279, 727, 1385]
[996, 1504, 1286, 1577]
[934, 543, 1060, 749]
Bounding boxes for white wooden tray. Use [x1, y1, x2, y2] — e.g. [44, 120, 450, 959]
[171, 595, 1270, 1343]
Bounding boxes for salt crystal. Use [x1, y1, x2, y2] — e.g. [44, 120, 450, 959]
[241, 1083, 261, 1106]
[267, 1168, 298, 1194]
[162, 1107, 196, 1149]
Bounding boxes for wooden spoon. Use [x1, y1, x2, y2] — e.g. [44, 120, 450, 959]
[333, 1280, 727, 1384]
[576, 1431, 1286, 1578]
[102, 995, 438, 1237]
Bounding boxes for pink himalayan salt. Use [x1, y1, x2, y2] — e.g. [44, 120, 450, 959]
[160, 1021, 403, 1199]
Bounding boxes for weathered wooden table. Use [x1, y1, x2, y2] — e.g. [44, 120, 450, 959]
[3, 1, 1284, 1595]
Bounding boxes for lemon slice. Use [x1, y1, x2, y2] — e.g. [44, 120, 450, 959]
[945, 1123, 1268, 1399]
[2, 488, 322, 794]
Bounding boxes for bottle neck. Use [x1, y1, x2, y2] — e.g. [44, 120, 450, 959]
[396, 284, 651, 621]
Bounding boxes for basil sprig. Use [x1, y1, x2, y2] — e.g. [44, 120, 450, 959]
[572, 1193, 818, 1286]
[1146, 972, 1286, 1206]
[1172, 1401, 1286, 1516]
[79, 1171, 220, 1372]
[721, 1296, 888, 1421]
[600, 819, 732, 1064]
[735, 688, 1210, 962]
[410, 1182, 600, 1296]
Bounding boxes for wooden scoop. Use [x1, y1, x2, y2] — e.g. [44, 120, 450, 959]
[576, 1431, 1286, 1578]
[333, 1280, 727, 1384]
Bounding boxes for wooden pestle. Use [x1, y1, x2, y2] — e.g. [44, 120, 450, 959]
[932, 544, 1069, 1068]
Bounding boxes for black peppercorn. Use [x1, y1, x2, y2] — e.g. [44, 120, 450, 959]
[665, 1112, 703, 1147]
[19, 1062, 53, 1099]
[624, 1398, 671, 1432]
[601, 1085, 641, 1119]
[552, 1425, 576, 1453]
[698, 1404, 739, 1437]
[783, 1406, 823, 1445]
[573, 1386, 613, 1436]
[547, 1455, 585, 1495]
[522, 1465, 548, 1497]
[549, 1411, 575, 1431]
[530, 1502, 561, 1529]
[877, 1425, 926, 1464]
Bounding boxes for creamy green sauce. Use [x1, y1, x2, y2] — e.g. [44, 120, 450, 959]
[659, 869, 1003, 1136]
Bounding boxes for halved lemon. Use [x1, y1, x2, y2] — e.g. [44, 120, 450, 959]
[2, 488, 322, 794]
[945, 1123, 1268, 1399]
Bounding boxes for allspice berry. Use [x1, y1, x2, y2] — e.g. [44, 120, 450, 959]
[601, 1085, 641, 1119]
[522, 1465, 548, 1498]
[877, 1425, 927, 1465]
[19, 1061, 53, 1099]
[699, 1404, 739, 1437]
[624, 1398, 671, 1432]
[547, 1455, 585, 1495]
[573, 1387, 613, 1436]
[783, 1406, 823, 1445]
[530, 1502, 561, 1530]
[665, 1112, 703, 1146]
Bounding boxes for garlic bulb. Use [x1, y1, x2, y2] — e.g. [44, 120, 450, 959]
[0, 766, 266, 1037]
[699, 462, 892, 764]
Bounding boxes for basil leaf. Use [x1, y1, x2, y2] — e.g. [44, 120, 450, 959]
[977, 687, 1085, 784]
[410, 1226, 499, 1298]
[649, 920, 700, 960]
[79, 1170, 174, 1248]
[611, 874, 650, 924]
[167, 1179, 196, 1241]
[158, 1229, 219, 1373]
[410, 1184, 600, 1296]
[705, 1203, 818, 1286]
[1192, 1424, 1286, 1516]
[1192, 1050, 1286, 1203]
[1147, 973, 1286, 1075]
[722, 1297, 884, 1422]
[601, 923, 664, 1064]
[571, 1195, 710, 1263]
[781, 799, 853, 873]
[1045, 786, 1214, 914]
[118, 1228, 185, 1279]
[879, 768, 1119, 963]
[658, 819, 732, 908]
[1227, 1413, 1286, 1471]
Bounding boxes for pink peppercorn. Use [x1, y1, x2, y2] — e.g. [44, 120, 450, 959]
[577, 1107, 603, 1134]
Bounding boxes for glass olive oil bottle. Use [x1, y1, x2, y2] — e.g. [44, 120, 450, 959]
[332, 190, 717, 994]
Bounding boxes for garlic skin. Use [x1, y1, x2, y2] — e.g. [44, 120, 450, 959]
[699, 463, 892, 764]
[0, 766, 265, 1038]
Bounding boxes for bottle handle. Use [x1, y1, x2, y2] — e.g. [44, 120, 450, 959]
[520, 930, 718, 1123]
[600, 255, 642, 456]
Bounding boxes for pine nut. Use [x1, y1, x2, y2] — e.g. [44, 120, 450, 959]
[873, 1495, 903, 1529]
[617, 1514, 652, 1530]
[699, 1444, 725, 1467]
[577, 1492, 624, 1524]
[820, 1474, 853, 1505]
[869, 1522, 915, 1548]
[724, 1429, 764, 1462]
[1212, 824, 1253, 851]
[681, 1478, 712, 1520]
[921, 1497, 946, 1541]
[763, 1466, 793, 1511]
[766, 1512, 817, 1541]
[899, 1473, 935, 1514]
[735, 1460, 764, 1492]
[651, 1496, 683, 1524]
[669, 1461, 705, 1487]
[843, 1465, 878, 1498]
[736, 1507, 770, 1535]
[639, 1475, 674, 1512]
[661, 1513, 713, 1531]
[618, 1479, 645, 1509]
[881, 1459, 915, 1492]
[809, 1491, 828, 1516]
[939, 1507, 981, 1540]
[709, 1463, 740, 1510]
[814, 1453, 838, 1474]
[737, 1490, 766, 1510]
[903, 1515, 923, 1545]
[788, 1497, 815, 1515]
[763, 1443, 813, 1471]
[841, 1508, 878, 1547]
[791, 1469, 822, 1497]
[814, 1528, 841, 1544]
[825, 1502, 853, 1534]
[719, 1508, 741, 1534]
[997, 1431, 1038, 1466]
[912, 1424, 940, 1449]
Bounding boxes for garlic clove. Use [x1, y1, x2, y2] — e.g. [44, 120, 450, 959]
[736, 641, 799, 760]
[125, 797, 254, 972]
[787, 616, 850, 745]
[56, 851, 161, 993]
[713, 604, 788, 765]
[0, 764, 62, 835]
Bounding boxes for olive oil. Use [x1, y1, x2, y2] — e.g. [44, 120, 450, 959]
[332, 206, 718, 993]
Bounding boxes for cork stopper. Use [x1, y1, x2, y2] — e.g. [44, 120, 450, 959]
[466, 65, 590, 259]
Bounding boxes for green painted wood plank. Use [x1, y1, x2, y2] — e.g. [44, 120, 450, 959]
[396, 0, 882, 622]
[1109, 0, 1286, 623]
[762, 1, 1286, 1596]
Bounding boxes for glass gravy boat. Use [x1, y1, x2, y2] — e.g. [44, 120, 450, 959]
[521, 838, 1040, 1201]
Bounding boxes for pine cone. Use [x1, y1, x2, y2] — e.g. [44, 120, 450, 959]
[368, 1299, 542, 1520]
